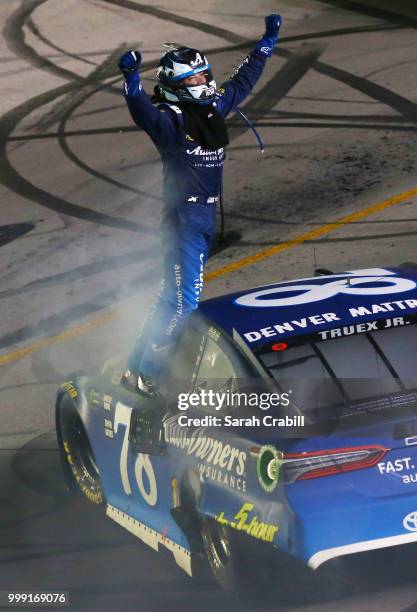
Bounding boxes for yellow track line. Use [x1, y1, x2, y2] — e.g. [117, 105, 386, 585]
[0, 313, 117, 366]
[1, 185, 416, 367]
[205, 187, 417, 280]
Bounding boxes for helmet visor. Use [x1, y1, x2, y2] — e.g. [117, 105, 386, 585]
[172, 64, 212, 83]
[181, 70, 214, 87]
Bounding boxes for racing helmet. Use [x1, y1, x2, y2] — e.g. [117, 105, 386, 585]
[156, 44, 216, 105]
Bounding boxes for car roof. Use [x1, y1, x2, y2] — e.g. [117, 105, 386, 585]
[199, 266, 417, 348]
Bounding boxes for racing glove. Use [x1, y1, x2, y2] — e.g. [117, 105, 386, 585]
[118, 49, 142, 74]
[254, 14, 282, 57]
[118, 49, 142, 91]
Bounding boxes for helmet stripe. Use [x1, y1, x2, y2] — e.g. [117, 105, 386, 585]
[171, 63, 211, 81]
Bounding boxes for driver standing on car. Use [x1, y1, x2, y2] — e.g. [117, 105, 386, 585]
[118, 15, 282, 396]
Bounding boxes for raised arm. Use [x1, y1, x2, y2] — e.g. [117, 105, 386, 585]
[215, 14, 282, 118]
[118, 50, 178, 145]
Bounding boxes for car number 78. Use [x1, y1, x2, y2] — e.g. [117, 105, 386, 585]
[113, 402, 158, 506]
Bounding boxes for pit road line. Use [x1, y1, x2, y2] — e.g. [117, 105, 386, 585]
[1, 185, 416, 367]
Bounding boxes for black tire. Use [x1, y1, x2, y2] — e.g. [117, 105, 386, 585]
[200, 515, 284, 594]
[200, 516, 238, 592]
[57, 395, 105, 505]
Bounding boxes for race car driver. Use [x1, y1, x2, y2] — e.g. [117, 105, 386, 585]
[118, 14, 282, 395]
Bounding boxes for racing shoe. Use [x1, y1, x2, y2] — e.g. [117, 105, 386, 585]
[120, 369, 160, 398]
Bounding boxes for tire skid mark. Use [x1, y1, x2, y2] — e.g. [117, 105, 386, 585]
[8, 118, 417, 143]
[99, 0, 245, 44]
[235, 121, 417, 132]
[0, 76, 151, 232]
[273, 45, 417, 123]
[0, 244, 159, 300]
[285, 95, 379, 104]
[98, 0, 404, 44]
[249, 110, 409, 122]
[227, 211, 417, 226]
[8, 117, 417, 142]
[306, 228, 417, 243]
[73, 102, 125, 119]
[0, 262, 159, 350]
[0, 540, 132, 564]
[56, 44, 326, 199]
[0, 430, 39, 438]
[365, 56, 417, 80]
[0, 223, 35, 247]
[237, 228, 417, 246]
[318, 0, 417, 29]
[0, 382, 62, 393]
[56, 64, 163, 202]
[228, 43, 326, 143]
[281, 22, 402, 41]
[1, 0, 153, 231]
[35, 43, 127, 131]
[0, 0, 412, 334]
[0, 49, 116, 63]
[26, 17, 98, 67]
[0, 506, 68, 531]
[3, 0, 83, 83]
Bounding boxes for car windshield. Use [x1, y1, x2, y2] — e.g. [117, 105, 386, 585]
[256, 316, 417, 421]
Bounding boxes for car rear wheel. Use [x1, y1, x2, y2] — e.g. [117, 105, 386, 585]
[200, 515, 283, 593]
[57, 395, 104, 505]
[200, 516, 239, 591]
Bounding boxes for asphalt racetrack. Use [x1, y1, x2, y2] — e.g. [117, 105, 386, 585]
[2, 0, 417, 610]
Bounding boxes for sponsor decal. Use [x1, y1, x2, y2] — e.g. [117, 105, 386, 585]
[318, 316, 408, 340]
[236, 269, 416, 308]
[102, 394, 112, 411]
[229, 56, 249, 79]
[403, 511, 417, 532]
[171, 477, 180, 508]
[166, 263, 183, 336]
[164, 418, 247, 492]
[63, 381, 78, 399]
[194, 252, 204, 306]
[89, 388, 100, 405]
[63, 440, 104, 504]
[208, 325, 221, 343]
[186, 146, 225, 164]
[190, 53, 203, 66]
[257, 445, 283, 492]
[405, 437, 417, 446]
[104, 416, 114, 438]
[87, 389, 113, 413]
[244, 312, 340, 342]
[216, 502, 279, 543]
[378, 456, 417, 485]
[185, 146, 224, 170]
[244, 309, 417, 343]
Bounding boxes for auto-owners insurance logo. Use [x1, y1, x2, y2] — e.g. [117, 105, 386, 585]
[403, 511, 417, 532]
[164, 417, 247, 493]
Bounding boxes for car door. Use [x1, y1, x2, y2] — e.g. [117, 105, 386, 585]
[117, 315, 207, 560]
[184, 326, 291, 551]
[173, 322, 260, 511]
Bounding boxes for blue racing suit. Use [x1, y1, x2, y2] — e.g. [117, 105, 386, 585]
[123, 43, 273, 382]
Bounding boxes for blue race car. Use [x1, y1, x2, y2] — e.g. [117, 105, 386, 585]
[56, 265, 417, 591]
